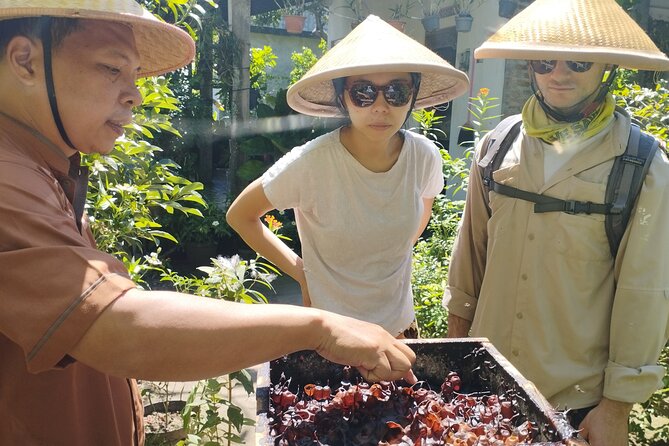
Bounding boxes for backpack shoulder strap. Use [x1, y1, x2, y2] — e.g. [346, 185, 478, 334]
[604, 124, 660, 256]
[478, 114, 523, 214]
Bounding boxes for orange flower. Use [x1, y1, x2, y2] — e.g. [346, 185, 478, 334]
[264, 214, 283, 231]
[479, 87, 490, 97]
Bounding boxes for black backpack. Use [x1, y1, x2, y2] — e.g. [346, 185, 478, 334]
[478, 114, 661, 257]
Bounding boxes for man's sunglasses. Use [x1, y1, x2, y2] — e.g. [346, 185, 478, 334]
[529, 60, 594, 75]
[345, 80, 413, 108]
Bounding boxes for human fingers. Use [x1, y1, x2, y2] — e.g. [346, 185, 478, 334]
[357, 352, 392, 382]
[356, 339, 416, 382]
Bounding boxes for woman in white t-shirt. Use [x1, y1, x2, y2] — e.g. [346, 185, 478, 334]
[226, 15, 469, 337]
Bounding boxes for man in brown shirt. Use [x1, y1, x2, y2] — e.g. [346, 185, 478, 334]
[0, 1, 417, 444]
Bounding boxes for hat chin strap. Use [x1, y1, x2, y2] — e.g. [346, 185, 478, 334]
[530, 65, 618, 123]
[39, 17, 77, 151]
[403, 74, 421, 126]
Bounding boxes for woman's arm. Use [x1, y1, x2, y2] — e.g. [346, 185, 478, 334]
[226, 178, 306, 288]
[413, 197, 435, 245]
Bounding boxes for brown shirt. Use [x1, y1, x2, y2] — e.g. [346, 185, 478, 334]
[0, 113, 142, 445]
[445, 110, 669, 409]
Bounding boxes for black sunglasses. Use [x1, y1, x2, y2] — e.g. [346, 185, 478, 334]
[345, 80, 413, 108]
[529, 60, 594, 75]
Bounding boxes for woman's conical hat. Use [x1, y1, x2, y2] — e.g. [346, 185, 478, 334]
[0, 0, 195, 77]
[475, 0, 669, 71]
[287, 15, 470, 117]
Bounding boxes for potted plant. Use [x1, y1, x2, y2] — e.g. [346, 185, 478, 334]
[418, 0, 446, 32]
[387, 1, 417, 32]
[498, 0, 518, 18]
[341, 0, 370, 28]
[454, 0, 479, 33]
[141, 381, 189, 445]
[275, 0, 307, 34]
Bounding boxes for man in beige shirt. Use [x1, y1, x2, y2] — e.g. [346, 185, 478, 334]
[444, 1, 669, 445]
[0, 1, 417, 444]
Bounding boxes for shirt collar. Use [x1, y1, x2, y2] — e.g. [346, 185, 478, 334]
[0, 111, 72, 178]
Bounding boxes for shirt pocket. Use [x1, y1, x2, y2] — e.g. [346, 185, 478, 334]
[550, 176, 610, 261]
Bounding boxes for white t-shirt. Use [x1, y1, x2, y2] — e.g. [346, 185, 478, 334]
[262, 128, 444, 335]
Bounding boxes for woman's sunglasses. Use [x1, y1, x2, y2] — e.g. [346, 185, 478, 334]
[345, 80, 413, 108]
[529, 60, 594, 75]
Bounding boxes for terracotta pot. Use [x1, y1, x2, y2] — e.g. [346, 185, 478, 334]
[386, 19, 406, 32]
[283, 14, 306, 34]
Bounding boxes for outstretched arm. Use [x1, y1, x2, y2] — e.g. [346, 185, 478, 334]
[71, 288, 417, 383]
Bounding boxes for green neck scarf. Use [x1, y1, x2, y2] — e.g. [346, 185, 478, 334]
[521, 93, 616, 143]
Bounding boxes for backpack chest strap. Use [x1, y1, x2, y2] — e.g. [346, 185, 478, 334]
[487, 179, 612, 215]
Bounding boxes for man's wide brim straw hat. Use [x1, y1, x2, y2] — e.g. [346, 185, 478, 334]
[0, 0, 195, 77]
[475, 0, 669, 72]
[287, 15, 470, 118]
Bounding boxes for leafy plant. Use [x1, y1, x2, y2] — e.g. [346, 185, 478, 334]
[180, 372, 256, 446]
[163, 199, 231, 246]
[289, 38, 327, 85]
[410, 105, 471, 338]
[411, 108, 448, 143]
[388, 1, 417, 20]
[274, 0, 307, 15]
[161, 254, 278, 303]
[418, 0, 447, 16]
[340, 0, 370, 21]
[250, 45, 278, 94]
[459, 87, 502, 149]
[84, 77, 207, 261]
[454, 0, 482, 16]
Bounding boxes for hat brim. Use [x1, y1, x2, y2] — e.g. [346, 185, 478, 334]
[286, 15, 469, 117]
[475, 42, 669, 72]
[288, 63, 469, 117]
[0, 6, 195, 77]
[473, 0, 669, 72]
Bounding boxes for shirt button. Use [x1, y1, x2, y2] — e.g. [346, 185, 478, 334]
[516, 312, 523, 319]
[521, 274, 528, 280]
[512, 349, 519, 357]
[528, 234, 535, 241]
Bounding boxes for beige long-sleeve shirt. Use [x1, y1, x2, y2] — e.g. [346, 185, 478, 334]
[445, 109, 669, 409]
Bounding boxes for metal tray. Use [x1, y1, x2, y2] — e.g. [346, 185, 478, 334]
[255, 338, 577, 445]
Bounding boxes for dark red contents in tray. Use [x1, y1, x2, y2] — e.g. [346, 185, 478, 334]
[255, 338, 577, 445]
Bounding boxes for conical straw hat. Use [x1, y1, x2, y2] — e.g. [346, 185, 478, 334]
[287, 15, 470, 117]
[475, 0, 669, 72]
[0, 0, 195, 77]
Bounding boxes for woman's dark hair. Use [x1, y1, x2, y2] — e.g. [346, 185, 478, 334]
[332, 72, 422, 116]
[0, 17, 81, 56]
